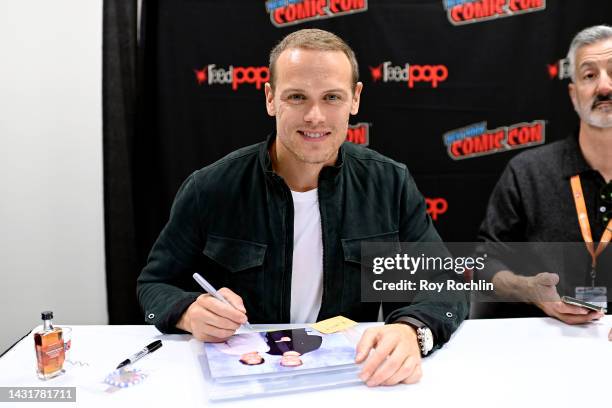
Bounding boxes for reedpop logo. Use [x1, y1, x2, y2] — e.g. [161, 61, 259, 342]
[426, 198, 448, 221]
[194, 64, 269, 90]
[369, 62, 449, 88]
[547, 58, 571, 80]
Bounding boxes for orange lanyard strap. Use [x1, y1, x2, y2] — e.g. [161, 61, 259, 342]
[570, 175, 612, 270]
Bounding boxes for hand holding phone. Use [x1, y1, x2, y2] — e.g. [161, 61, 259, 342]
[561, 296, 607, 313]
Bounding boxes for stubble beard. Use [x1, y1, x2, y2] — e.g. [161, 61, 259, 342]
[282, 133, 340, 165]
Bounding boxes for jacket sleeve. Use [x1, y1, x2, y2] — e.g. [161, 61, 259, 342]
[136, 174, 205, 333]
[383, 167, 469, 353]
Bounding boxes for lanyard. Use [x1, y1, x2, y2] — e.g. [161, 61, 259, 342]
[570, 175, 612, 286]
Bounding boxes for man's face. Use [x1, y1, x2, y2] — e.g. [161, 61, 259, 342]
[265, 48, 363, 166]
[240, 352, 264, 365]
[569, 38, 612, 129]
[280, 351, 303, 367]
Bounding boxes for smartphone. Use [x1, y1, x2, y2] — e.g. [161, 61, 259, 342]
[561, 296, 607, 313]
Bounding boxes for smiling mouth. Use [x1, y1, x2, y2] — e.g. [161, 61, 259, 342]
[298, 130, 332, 139]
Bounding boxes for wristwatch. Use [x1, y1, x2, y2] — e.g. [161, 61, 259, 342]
[394, 317, 434, 356]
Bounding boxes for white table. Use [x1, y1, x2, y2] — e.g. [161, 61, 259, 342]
[0, 317, 610, 408]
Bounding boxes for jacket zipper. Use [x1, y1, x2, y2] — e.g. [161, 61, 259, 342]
[274, 175, 294, 323]
[317, 185, 327, 320]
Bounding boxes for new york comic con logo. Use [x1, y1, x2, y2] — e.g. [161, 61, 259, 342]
[444, 120, 545, 160]
[265, 0, 368, 27]
[194, 64, 269, 90]
[347, 122, 370, 146]
[369, 61, 449, 88]
[443, 0, 545, 26]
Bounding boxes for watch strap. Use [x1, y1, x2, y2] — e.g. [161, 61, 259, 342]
[393, 316, 428, 330]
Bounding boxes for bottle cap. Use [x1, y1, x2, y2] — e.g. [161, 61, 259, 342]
[41, 311, 53, 320]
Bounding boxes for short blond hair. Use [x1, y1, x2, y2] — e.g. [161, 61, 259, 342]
[268, 29, 359, 90]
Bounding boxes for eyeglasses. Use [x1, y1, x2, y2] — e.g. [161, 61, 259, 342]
[600, 182, 612, 223]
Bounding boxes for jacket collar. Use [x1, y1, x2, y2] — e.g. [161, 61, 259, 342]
[259, 133, 276, 175]
[560, 132, 595, 179]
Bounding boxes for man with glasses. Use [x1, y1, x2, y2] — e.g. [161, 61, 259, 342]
[476, 25, 612, 326]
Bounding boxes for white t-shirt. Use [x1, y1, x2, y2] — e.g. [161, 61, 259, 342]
[289, 189, 323, 323]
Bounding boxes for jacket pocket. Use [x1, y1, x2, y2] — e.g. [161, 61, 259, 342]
[340, 231, 401, 314]
[202, 235, 267, 321]
[203, 234, 267, 272]
[341, 230, 401, 264]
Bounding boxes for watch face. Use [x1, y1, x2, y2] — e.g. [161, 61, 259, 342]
[417, 328, 434, 355]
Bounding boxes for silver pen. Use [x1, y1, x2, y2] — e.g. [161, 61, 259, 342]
[192, 273, 254, 331]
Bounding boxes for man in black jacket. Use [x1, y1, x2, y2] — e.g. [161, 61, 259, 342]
[137, 29, 468, 386]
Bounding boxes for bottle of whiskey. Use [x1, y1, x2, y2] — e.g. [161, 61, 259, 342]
[34, 311, 65, 380]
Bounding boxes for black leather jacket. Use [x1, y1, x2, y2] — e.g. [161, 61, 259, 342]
[137, 135, 468, 350]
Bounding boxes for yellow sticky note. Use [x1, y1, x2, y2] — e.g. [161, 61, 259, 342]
[310, 316, 358, 334]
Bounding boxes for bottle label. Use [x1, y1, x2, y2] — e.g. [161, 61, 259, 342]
[44, 343, 64, 359]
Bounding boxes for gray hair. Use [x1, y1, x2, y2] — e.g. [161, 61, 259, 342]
[567, 25, 612, 82]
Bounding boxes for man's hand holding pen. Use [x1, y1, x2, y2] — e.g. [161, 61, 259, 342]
[176, 288, 248, 342]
